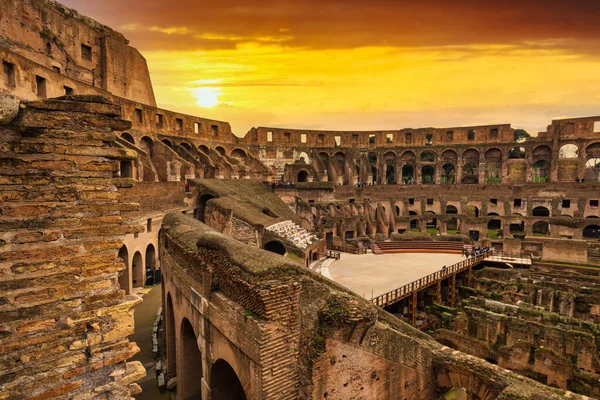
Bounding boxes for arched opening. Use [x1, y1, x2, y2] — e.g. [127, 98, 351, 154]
[211, 359, 247, 400]
[165, 293, 176, 380]
[462, 149, 480, 184]
[161, 139, 173, 148]
[180, 142, 192, 151]
[532, 145, 551, 182]
[264, 240, 286, 255]
[121, 132, 135, 144]
[386, 165, 395, 184]
[180, 318, 202, 400]
[446, 205, 458, 214]
[199, 145, 210, 154]
[532, 221, 550, 236]
[410, 219, 419, 231]
[441, 163, 455, 184]
[401, 165, 414, 184]
[509, 220, 525, 236]
[297, 170, 309, 182]
[446, 206, 459, 232]
[368, 152, 377, 183]
[140, 136, 154, 156]
[120, 160, 133, 178]
[117, 245, 129, 293]
[508, 146, 526, 159]
[420, 150, 435, 162]
[132, 251, 143, 289]
[298, 151, 310, 164]
[466, 205, 479, 217]
[426, 211, 438, 235]
[215, 146, 226, 156]
[231, 148, 247, 162]
[484, 148, 502, 184]
[196, 193, 215, 223]
[585, 153, 600, 181]
[487, 219, 502, 239]
[262, 208, 278, 218]
[422, 165, 435, 184]
[532, 206, 550, 217]
[395, 205, 401, 216]
[559, 144, 579, 159]
[583, 225, 600, 239]
[344, 231, 355, 240]
[145, 244, 156, 286]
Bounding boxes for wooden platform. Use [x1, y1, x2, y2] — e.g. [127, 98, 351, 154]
[376, 241, 466, 254]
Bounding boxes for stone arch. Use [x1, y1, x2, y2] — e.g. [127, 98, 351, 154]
[368, 152, 378, 183]
[532, 206, 550, 217]
[446, 205, 458, 214]
[230, 148, 247, 162]
[121, 132, 135, 144]
[559, 144, 579, 158]
[532, 145, 552, 182]
[298, 151, 310, 164]
[585, 143, 600, 181]
[488, 219, 502, 230]
[145, 244, 156, 270]
[161, 139, 173, 148]
[420, 150, 436, 162]
[461, 149, 479, 184]
[140, 136, 154, 156]
[215, 146, 226, 156]
[179, 318, 202, 399]
[211, 359, 247, 400]
[196, 193, 216, 223]
[264, 240, 286, 255]
[165, 292, 176, 379]
[466, 205, 479, 217]
[422, 165, 435, 184]
[441, 163, 456, 184]
[199, 144, 210, 154]
[484, 148, 502, 183]
[132, 251, 143, 289]
[384, 151, 396, 184]
[508, 146, 526, 159]
[583, 224, 600, 239]
[401, 165, 414, 184]
[180, 142, 192, 151]
[410, 218, 419, 230]
[117, 245, 129, 294]
[532, 221, 550, 236]
[297, 170, 309, 182]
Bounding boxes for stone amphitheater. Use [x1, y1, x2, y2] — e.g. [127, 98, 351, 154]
[1, 1, 599, 399]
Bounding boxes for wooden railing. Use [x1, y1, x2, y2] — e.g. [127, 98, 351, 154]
[370, 254, 487, 307]
[327, 244, 367, 254]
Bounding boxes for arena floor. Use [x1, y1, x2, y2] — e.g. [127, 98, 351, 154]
[324, 252, 465, 299]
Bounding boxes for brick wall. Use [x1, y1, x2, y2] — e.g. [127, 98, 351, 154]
[0, 94, 144, 399]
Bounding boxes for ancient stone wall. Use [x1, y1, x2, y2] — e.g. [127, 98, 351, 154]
[0, 0, 156, 105]
[0, 94, 145, 398]
[161, 212, 587, 399]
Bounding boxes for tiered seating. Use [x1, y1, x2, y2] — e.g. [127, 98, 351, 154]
[376, 241, 466, 254]
[266, 220, 318, 249]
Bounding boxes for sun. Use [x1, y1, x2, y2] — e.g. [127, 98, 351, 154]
[190, 87, 221, 108]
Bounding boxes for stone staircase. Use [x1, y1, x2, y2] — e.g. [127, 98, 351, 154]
[266, 220, 318, 249]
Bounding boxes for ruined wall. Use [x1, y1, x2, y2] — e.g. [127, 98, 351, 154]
[0, 0, 156, 105]
[0, 94, 144, 398]
[428, 266, 600, 398]
[161, 213, 586, 400]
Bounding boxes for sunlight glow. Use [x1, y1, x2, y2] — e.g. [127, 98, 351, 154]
[190, 86, 222, 108]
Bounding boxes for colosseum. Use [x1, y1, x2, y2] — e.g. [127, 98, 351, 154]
[1, 0, 599, 399]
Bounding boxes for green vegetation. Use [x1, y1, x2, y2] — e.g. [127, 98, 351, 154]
[514, 128, 531, 142]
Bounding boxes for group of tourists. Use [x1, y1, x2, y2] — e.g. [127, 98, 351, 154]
[462, 245, 491, 258]
[272, 181, 296, 190]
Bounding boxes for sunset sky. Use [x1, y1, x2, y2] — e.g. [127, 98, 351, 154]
[63, 0, 600, 136]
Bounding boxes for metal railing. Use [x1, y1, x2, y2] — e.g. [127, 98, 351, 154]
[327, 244, 367, 254]
[370, 254, 487, 308]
